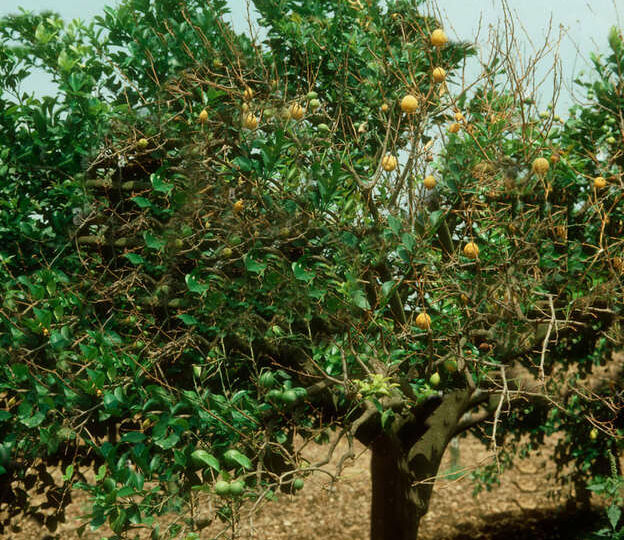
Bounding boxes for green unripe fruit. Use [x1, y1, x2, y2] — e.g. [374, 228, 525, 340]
[292, 478, 304, 490]
[229, 235, 242, 245]
[309, 98, 321, 111]
[214, 480, 230, 496]
[317, 123, 330, 132]
[259, 371, 276, 387]
[173, 238, 184, 248]
[102, 477, 116, 493]
[229, 480, 244, 496]
[281, 389, 298, 405]
[292, 387, 308, 400]
[443, 360, 457, 373]
[222, 247, 233, 258]
[137, 138, 148, 150]
[266, 389, 282, 402]
[606, 136, 616, 144]
[429, 372, 441, 387]
[135, 340, 145, 350]
[306, 91, 318, 100]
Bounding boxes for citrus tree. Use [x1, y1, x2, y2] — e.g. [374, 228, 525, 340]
[0, 1, 622, 539]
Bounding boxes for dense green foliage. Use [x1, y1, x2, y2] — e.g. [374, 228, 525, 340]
[0, 1, 621, 538]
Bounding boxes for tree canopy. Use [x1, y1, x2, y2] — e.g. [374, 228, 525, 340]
[0, 1, 622, 538]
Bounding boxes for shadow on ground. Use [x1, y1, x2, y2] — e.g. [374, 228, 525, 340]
[445, 507, 602, 540]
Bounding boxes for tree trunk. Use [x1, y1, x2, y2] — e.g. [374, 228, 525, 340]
[370, 435, 438, 540]
[368, 390, 473, 540]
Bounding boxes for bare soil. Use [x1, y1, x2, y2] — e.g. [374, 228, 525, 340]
[5, 434, 605, 540]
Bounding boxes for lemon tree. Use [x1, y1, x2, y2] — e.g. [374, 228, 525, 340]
[0, 1, 622, 540]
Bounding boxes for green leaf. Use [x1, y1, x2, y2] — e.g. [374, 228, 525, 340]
[387, 214, 402, 236]
[131, 196, 152, 208]
[143, 231, 166, 251]
[123, 253, 145, 265]
[177, 314, 199, 326]
[381, 280, 395, 297]
[20, 410, 45, 428]
[150, 173, 174, 195]
[185, 274, 210, 295]
[292, 261, 314, 282]
[608, 504, 621, 530]
[121, 432, 146, 444]
[381, 408, 394, 430]
[154, 431, 180, 450]
[190, 450, 220, 471]
[245, 255, 267, 275]
[352, 289, 371, 310]
[223, 449, 252, 470]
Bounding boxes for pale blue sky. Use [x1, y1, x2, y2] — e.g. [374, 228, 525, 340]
[1, 0, 621, 114]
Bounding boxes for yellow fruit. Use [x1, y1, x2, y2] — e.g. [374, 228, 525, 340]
[429, 372, 441, 386]
[432, 67, 446, 83]
[415, 312, 431, 330]
[454, 111, 465, 122]
[381, 103, 389, 112]
[241, 102, 250, 112]
[590, 428, 598, 440]
[381, 154, 398, 172]
[400, 94, 419, 113]
[594, 176, 607, 189]
[222, 247, 233, 258]
[448, 122, 461, 133]
[423, 175, 436, 189]
[463, 242, 479, 259]
[198, 109, 208, 123]
[532, 157, 550, 175]
[243, 113, 258, 130]
[288, 103, 305, 121]
[243, 87, 254, 100]
[460, 293, 470, 305]
[430, 29, 448, 47]
[233, 199, 244, 213]
[137, 138, 148, 150]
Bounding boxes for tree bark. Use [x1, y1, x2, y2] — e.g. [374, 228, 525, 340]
[369, 390, 472, 540]
[370, 435, 434, 540]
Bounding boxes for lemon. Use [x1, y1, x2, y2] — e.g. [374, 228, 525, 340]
[288, 103, 305, 121]
[137, 138, 148, 150]
[415, 312, 431, 330]
[400, 94, 419, 113]
[448, 122, 461, 134]
[593, 176, 607, 189]
[381, 154, 398, 171]
[432, 67, 446, 83]
[430, 29, 448, 47]
[532, 157, 549, 175]
[463, 242, 479, 259]
[198, 109, 208, 123]
[423, 175, 436, 189]
[243, 113, 258, 130]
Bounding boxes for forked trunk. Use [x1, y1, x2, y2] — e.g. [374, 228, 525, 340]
[368, 390, 472, 540]
[370, 435, 442, 540]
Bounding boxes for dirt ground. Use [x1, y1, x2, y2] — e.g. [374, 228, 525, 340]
[5, 434, 606, 540]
